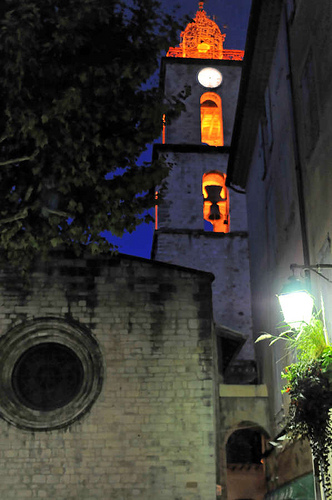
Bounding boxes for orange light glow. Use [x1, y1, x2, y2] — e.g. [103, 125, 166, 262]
[202, 171, 229, 232]
[155, 191, 159, 230]
[197, 42, 210, 54]
[166, 3, 244, 61]
[162, 114, 166, 145]
[200, 93, 224, 146]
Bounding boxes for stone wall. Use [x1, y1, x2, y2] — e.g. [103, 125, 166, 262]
[0, 253, 217, 500]
[153, 148, 253, 358]
[153, 231, 253, 358]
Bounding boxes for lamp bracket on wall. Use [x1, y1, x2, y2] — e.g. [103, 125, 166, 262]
[290, 263, 332, 284]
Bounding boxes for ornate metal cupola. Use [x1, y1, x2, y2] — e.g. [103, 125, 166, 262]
[167, 2, 244, 61]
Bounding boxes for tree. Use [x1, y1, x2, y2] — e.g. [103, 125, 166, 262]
[0, 0, 187, 267]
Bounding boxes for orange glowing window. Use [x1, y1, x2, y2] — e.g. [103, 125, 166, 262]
[202, 171, 229, 233]
[155, 191, 159, 230]
[162, 114, 166, 144]
[200, 93, 224, 146]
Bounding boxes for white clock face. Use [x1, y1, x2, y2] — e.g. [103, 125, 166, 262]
[198, 67, 222, 88]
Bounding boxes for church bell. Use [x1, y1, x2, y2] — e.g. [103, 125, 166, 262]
[205, 185, 222, 220]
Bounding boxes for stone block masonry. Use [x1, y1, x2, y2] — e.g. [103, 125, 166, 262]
[0, 253, 217, 500]
[153, 230, 253, 359]
[152, 148, 254, 360]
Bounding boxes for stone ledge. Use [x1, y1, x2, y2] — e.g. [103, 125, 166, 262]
[154, 229, 248, 238]
[219, 384, 268, 398]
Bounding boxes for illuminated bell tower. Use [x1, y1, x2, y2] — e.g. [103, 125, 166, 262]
[152, 3, 253, 360]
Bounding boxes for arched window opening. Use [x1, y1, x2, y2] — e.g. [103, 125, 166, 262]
[226, 429, 263, 465]
[202, 171, 229, 232]
[200, 92, 224, 146]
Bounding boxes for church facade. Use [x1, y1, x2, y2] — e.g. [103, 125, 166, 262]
[0, 254, 218, 500]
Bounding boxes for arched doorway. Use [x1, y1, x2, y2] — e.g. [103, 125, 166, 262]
[226, 424, 268, 500]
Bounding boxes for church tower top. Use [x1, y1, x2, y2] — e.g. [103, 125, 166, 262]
[167, 3, 244, 61]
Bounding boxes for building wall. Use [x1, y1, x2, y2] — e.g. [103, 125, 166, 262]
[153, 148, 253, 358]
[264, 440, 314, 496]
[244, 12, 304, 425]
[243, 0, 332, 431]
[288, 0, 332, 332]
[0, 254, 217, 500]
[154, 231, 252, 355]
[226, 467, 266, 500]
[227, 0, 332, 494]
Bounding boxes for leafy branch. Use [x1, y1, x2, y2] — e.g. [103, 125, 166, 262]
[0, 154, 37, 167]
[256, 315, 327, 362]
[0, 208, 29, 225]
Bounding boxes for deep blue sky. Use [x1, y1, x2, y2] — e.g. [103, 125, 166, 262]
[105, 0, 252, 258]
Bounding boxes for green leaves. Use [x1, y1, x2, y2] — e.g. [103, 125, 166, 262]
[255, 329, 294, 346]
[256, 316, 328, 361]
[261, 314, 332, 497]
[0, 0, 186, 268]
[255, 333, 273, 343]
[282, 357, 332, 498]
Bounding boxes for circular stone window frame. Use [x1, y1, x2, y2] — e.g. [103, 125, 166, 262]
[0, 318, 103, 431]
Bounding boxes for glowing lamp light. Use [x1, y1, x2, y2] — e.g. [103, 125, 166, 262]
[198, 42, 210, 53]
[278, 276, 314, 329]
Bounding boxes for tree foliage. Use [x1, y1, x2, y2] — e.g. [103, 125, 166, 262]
[0, 0, 187, 267]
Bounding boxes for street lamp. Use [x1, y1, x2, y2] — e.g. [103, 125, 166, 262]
[278, 263, 332, 330]
[278, 275, 314, 329]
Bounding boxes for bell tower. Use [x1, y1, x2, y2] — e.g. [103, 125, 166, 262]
[152, 3, 254, 361]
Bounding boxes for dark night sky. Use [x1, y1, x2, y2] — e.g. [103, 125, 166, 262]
[104, 0, 252, 258]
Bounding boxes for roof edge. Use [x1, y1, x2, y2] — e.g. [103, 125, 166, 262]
[227, 0, 283, 189]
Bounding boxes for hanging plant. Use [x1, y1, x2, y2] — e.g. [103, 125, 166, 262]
[256, 316, 332, 497]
